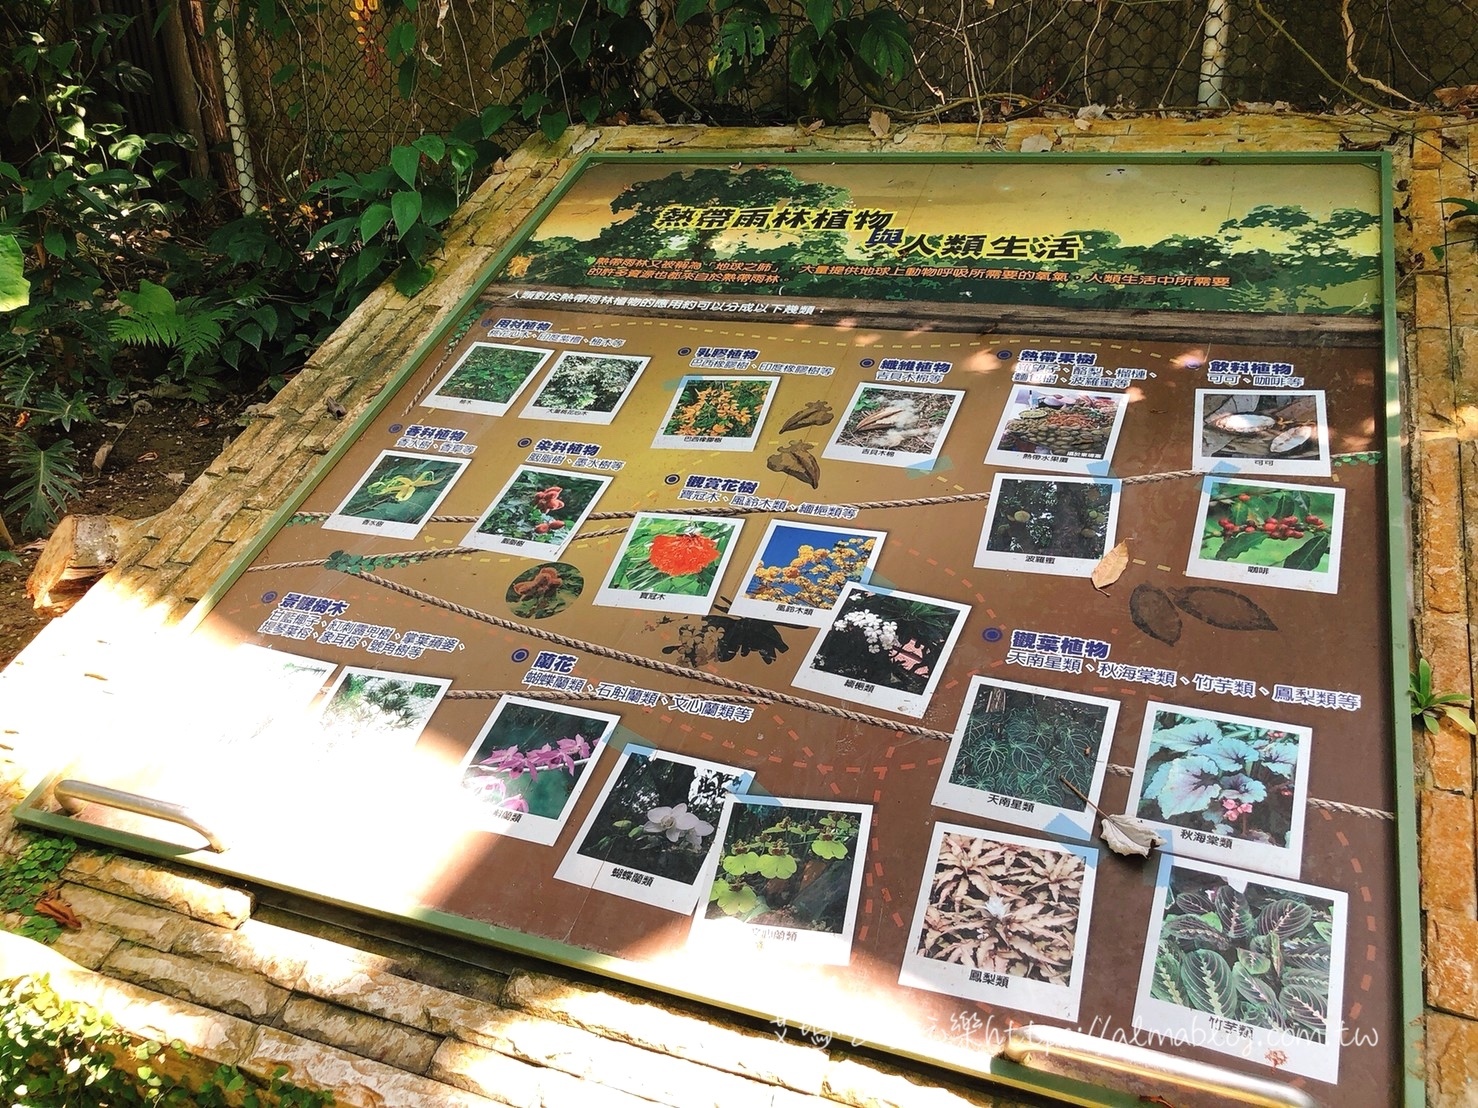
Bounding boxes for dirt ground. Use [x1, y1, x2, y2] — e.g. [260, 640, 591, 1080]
[0, 396, 252, 669]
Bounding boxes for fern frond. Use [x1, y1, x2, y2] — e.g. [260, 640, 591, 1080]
[110, 312, 184, 348]
[109, 281, 227, 368]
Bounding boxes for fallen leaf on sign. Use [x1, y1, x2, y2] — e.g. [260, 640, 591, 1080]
[868, 110, 891, 139]
[1090, 540, 1129, 590]
[1099, 815, 1165, 858]
[804, 119, 825, 134]
[1019, 132, 1055, 153]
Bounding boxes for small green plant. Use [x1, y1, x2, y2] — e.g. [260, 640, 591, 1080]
[1410, 657, 1477, 735]
[708, 804, 859, 928]
[0, 974, 334, 1106]
[0, 834, 77, 944]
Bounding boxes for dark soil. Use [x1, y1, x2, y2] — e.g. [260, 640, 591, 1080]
[0, 394, 253, 668]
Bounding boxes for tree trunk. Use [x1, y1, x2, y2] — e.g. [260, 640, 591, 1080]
[26, 514, 154, 613]
[181, 0, 242, 204]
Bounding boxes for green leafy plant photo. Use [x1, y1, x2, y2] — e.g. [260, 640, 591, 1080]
[708, 802, 859, 930]
[609, 517, 737, 596]
[948, 685, 1108, 809]
[1199, 482, 1335, 572]
[1150, 867, 1336, 1044]
[1136, 710, 1301, 845]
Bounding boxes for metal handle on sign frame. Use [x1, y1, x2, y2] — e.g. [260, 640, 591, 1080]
[1003, 1025, 1315, 1108]
[53, 779, 227, 853]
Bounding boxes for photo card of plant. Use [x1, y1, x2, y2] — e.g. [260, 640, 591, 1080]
[422, 341, 554, 417]
[690, 795, 872, 966]
[208, 645, 337, 751]
[452, 696, 619, 846]
[898, 823, 1098, 1021]
[593, 512, 745, 616]
[983, 387, 1129, 475]
[821, 383, 966, 469]
[462, 465, 612, 560]
[726, 519, 888, 628]
[973, 473, 1123, 578]
[313, 666, 452, 758]
[1188, 477, 1345, 594]
[1133, 855, 1348, 1084]
[651, 374, 781, 452]
[1127, 702, 1312, 879]
[792, 582, 970, 718]
[1194, 390, 1330, 479]
[519, 351, 650, 424]
[556, 746, 755, 913]
[323, 451, 470, 540]
[932, 675, 1119, 841]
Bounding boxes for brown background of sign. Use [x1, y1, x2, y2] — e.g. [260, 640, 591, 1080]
[182, 306, 1400, 1101]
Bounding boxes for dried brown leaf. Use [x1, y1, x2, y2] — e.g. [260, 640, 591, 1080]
[1435, 84, 1478, 107]
[1090, 540, 1129, 591]
[868, 110, 891, 138]
[34, 895, 81, 929]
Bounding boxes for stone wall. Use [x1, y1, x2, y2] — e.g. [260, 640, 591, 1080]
[2, 115, 1475, 1105]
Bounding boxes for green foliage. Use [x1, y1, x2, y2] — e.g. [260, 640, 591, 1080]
[1199, 482, 1336, 572]
[950, 686, 1107, 809]
[709, 806, 859, 928]
[0, 235, 29, 312]
[1410, 657, 1477, 735]
[474, 469, 604, 544]
[0, 835, 77, 944]
[0, 1, 369, 537]
[1150, 869, 1335, 1043]
[0, 974, 333, 1106]
[324, 548, 430, 574]
[786, 3, 913, 118]
[307, 132, 480, 298]
[1, 435, 82, 537]
[111, 282, 229, 371]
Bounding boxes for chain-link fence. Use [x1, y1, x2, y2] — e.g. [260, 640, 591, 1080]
[232, 0, 1478, 196]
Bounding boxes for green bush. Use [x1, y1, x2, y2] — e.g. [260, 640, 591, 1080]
[0, 974, 332, 1106]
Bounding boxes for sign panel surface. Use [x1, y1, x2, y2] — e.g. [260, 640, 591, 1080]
[38, 155, 1408, 1106]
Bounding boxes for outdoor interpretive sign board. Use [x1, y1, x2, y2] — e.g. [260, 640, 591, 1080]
[21, 153, 1416, 1107]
